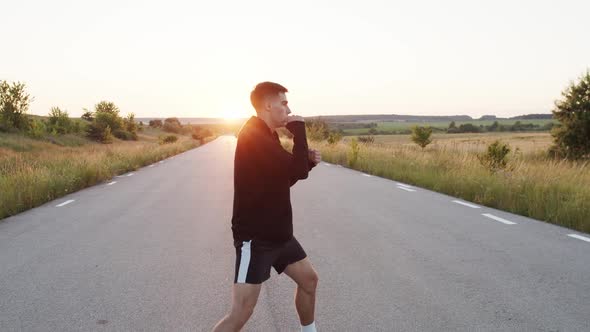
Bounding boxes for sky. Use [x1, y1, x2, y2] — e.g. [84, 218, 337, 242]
[2, 0, 589, 119]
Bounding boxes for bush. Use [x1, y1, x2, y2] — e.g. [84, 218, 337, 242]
[86, 101, 124, 142]
[101, 125, 114, 144]
[348, 138, 360, 167]
[478, 140, 510, 173]
[358, 135, 375, 144]
[306, 117, 330, 141]
[550, 70, 590, 159]
[163, 117, 183, 133]
[0, 80, 31, 132]
[411, 126, 433, 149]
[327, 131, 342, 145]
[160, 135, 178, 144]
[47, 107, 73, 135]
[149, 119, 162, 128]
[192, 126, 213, 143]
[27, 118, 47, 139]
[123, 113, 138, 134]
[113, 129, 137, 141]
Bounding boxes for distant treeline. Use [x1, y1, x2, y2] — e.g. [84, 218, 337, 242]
[446, 120, 555, 134]
[309, 113, 553, 123]
[327, 120, 555, 135]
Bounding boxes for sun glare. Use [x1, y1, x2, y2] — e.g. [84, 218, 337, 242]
[220, 103, 248, 122]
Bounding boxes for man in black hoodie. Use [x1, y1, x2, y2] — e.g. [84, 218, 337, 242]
[213, 82, 321, 332]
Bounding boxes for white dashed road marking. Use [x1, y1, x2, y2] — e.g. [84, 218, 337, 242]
[482, 213, 517, 225]
[56, 200, 75, 207]
[568, 234, 590, 243]
[452, 200, 481, 209]
[396, 183, 413, 188]
[107, 181, 117, 186]
[149, 165, 155, 168]
[362, 174, 372, 177]
[127, 173, 134, 177]
[397, 186, 416, 192]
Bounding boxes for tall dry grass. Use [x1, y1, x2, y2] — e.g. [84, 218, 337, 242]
[295, 134, 589, 234]
[0, 134, 203, 220]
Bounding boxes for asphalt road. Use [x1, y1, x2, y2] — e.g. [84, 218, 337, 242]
[0, 135, 588, 331]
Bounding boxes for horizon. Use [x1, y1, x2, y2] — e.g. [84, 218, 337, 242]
[3, 1, 589, 119]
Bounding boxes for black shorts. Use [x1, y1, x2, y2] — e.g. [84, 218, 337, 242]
[234, 237, 307, 284]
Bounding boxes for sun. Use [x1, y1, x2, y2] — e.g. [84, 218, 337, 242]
[220, 103, 248, 122]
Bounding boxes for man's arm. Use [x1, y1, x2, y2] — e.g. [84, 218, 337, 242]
[237, 120, 310, 182]
[284, 120, 311, 181]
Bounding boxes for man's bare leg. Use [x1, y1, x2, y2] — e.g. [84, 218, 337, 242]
[283, 258, 319, 327]
[212, 283, 261, 332]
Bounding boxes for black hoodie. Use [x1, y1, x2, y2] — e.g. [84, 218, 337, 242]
[231, 116, 316, 244]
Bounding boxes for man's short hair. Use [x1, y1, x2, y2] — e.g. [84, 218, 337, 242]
[250, 82, 288, 111]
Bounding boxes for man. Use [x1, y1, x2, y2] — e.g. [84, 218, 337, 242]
[213, 82, 321, 332]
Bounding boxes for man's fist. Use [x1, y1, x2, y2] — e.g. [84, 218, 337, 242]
[287, 115, 305, 123]
[308, 149, 321, 165]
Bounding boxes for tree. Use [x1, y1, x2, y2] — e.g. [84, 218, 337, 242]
[458, 123, 480, 133]
[447, 121, 459, 133]
[550, 70, 590, 159]
[411, 126, 432, 149]
[81, 108, 94, 122]
[487, 121, 499, 132]
[0, 80, 32, 131]
[95, 101, 120, 115]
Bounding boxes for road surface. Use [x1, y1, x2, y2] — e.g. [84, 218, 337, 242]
[0, 136, 588, 331]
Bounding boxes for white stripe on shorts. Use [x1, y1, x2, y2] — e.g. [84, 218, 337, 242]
[237, 240, 252, 283]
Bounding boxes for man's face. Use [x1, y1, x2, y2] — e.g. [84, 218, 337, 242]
[266, 92, 291, 128]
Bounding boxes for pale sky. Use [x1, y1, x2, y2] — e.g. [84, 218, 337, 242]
[2, 0, 589, 119]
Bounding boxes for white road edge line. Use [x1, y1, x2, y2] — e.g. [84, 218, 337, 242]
[568, 234, 590, 243]
[159, 161, 164, 164]
[482, 213, 517, 225]
[127, 173, 134, 177]
[107, 181, 117, 186]
[397, 186, 416, 192]
[148, 165, 155, 168]
[396, 183, 413, 188]
[452, 200, 481, 209]
[362, 174, 372, 177]
[56, 200, 75, 207]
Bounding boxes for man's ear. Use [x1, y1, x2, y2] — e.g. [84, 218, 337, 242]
[263, 96, 273, 112]
[264, 100, 272, 112]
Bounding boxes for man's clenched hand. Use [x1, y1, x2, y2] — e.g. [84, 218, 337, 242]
[308, 149, 321, 165]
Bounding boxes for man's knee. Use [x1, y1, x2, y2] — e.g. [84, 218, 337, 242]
[300, 270, 319, 294]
